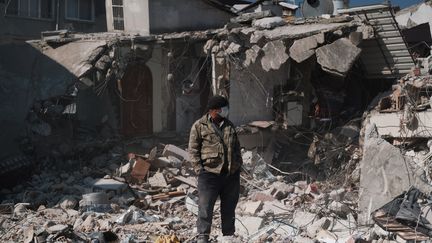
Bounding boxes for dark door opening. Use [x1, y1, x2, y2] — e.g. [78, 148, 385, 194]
[120, 64, 153, 137]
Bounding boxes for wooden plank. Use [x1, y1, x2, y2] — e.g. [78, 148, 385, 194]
[151, 191, 185, 201]
[372, 211, 430, 241]
[174, 175, 198, 188]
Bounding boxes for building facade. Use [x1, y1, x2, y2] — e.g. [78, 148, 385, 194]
[0, 0, 107, 41]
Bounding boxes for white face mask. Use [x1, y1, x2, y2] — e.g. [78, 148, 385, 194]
[218, 106, 229, 118]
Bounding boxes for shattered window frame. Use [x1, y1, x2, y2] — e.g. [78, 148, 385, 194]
[5, 0, 54, 20]
[65, 0, 95, 22]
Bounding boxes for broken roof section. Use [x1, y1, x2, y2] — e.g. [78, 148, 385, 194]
[42, 40, 107, 79]
[29, 9, 367, 93]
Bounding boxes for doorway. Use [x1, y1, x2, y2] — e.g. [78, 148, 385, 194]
[120, 63, 153, 137]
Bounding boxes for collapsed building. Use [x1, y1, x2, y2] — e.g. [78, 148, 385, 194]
[1, 0, 432, 242]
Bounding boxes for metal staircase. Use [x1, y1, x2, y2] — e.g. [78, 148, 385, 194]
[340, 4, 415, 78]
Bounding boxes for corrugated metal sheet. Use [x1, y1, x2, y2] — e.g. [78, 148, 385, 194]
[339, 5, 415, 78]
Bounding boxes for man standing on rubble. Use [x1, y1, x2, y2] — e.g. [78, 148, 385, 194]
[188, 95, 243, 243]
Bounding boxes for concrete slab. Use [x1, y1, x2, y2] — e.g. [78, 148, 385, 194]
[369, 110, 432, 138]
[236, 216, 264, 237]
[292, 211, 316, 228]
[260, 201, 289, 215]
[231, 10, 273, 24]
[316, 38, 361, 77]
[92, 179, 127, 194]
[162, 144, 190, 161]
[289, 35, 319, 63]
[306, 217, 332, 238]
[253, 17, 285, 29]
[43, 40, 107, 78]
[241, 200, 263, 215]
[256, 22, 350, 41]
[358, 123, 432, 224]
[148, 172, 168, 188]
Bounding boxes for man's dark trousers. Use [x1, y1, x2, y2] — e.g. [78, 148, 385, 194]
[197, 169, 240, 237]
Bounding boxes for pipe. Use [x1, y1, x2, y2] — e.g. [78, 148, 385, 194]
[55, 0, 59, 30]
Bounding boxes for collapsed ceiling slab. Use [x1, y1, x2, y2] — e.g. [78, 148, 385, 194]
[316, 38, 362, 77]
[42, 40, 107, 78]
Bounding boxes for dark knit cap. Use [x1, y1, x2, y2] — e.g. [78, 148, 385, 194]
[207, 95, 229, 110]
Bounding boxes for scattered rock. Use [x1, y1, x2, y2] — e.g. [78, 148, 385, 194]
[253, 17, 285, 29]
[14, 203, 29, 216]
[329, 188, 346, 202]
[261, 40, 289, 71]
[328, 201, 351, 217]
[236, 216, 264, 237]
[293, 211, 316, 228]
[59, 196, 78, 209]
[225, 42, 242, 55]
[241, 200, 263, 215]
[306, 217, 332, 238]
[243, 45, 262, 67]
[231, 10, 273, 24]
[46, 224, 68, 234]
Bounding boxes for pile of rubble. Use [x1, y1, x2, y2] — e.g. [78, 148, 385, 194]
[0, 138, 390, 242]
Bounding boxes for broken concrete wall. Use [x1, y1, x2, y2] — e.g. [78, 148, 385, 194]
[229, 60, 290, 125]
[76, 88, 119, 138]
[152, 42, 211, 133]
[147, 46, 171, 133]
[0, 42, 76, 159]
[206, 16, 364, 127]
[358, 122, 432, 224]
